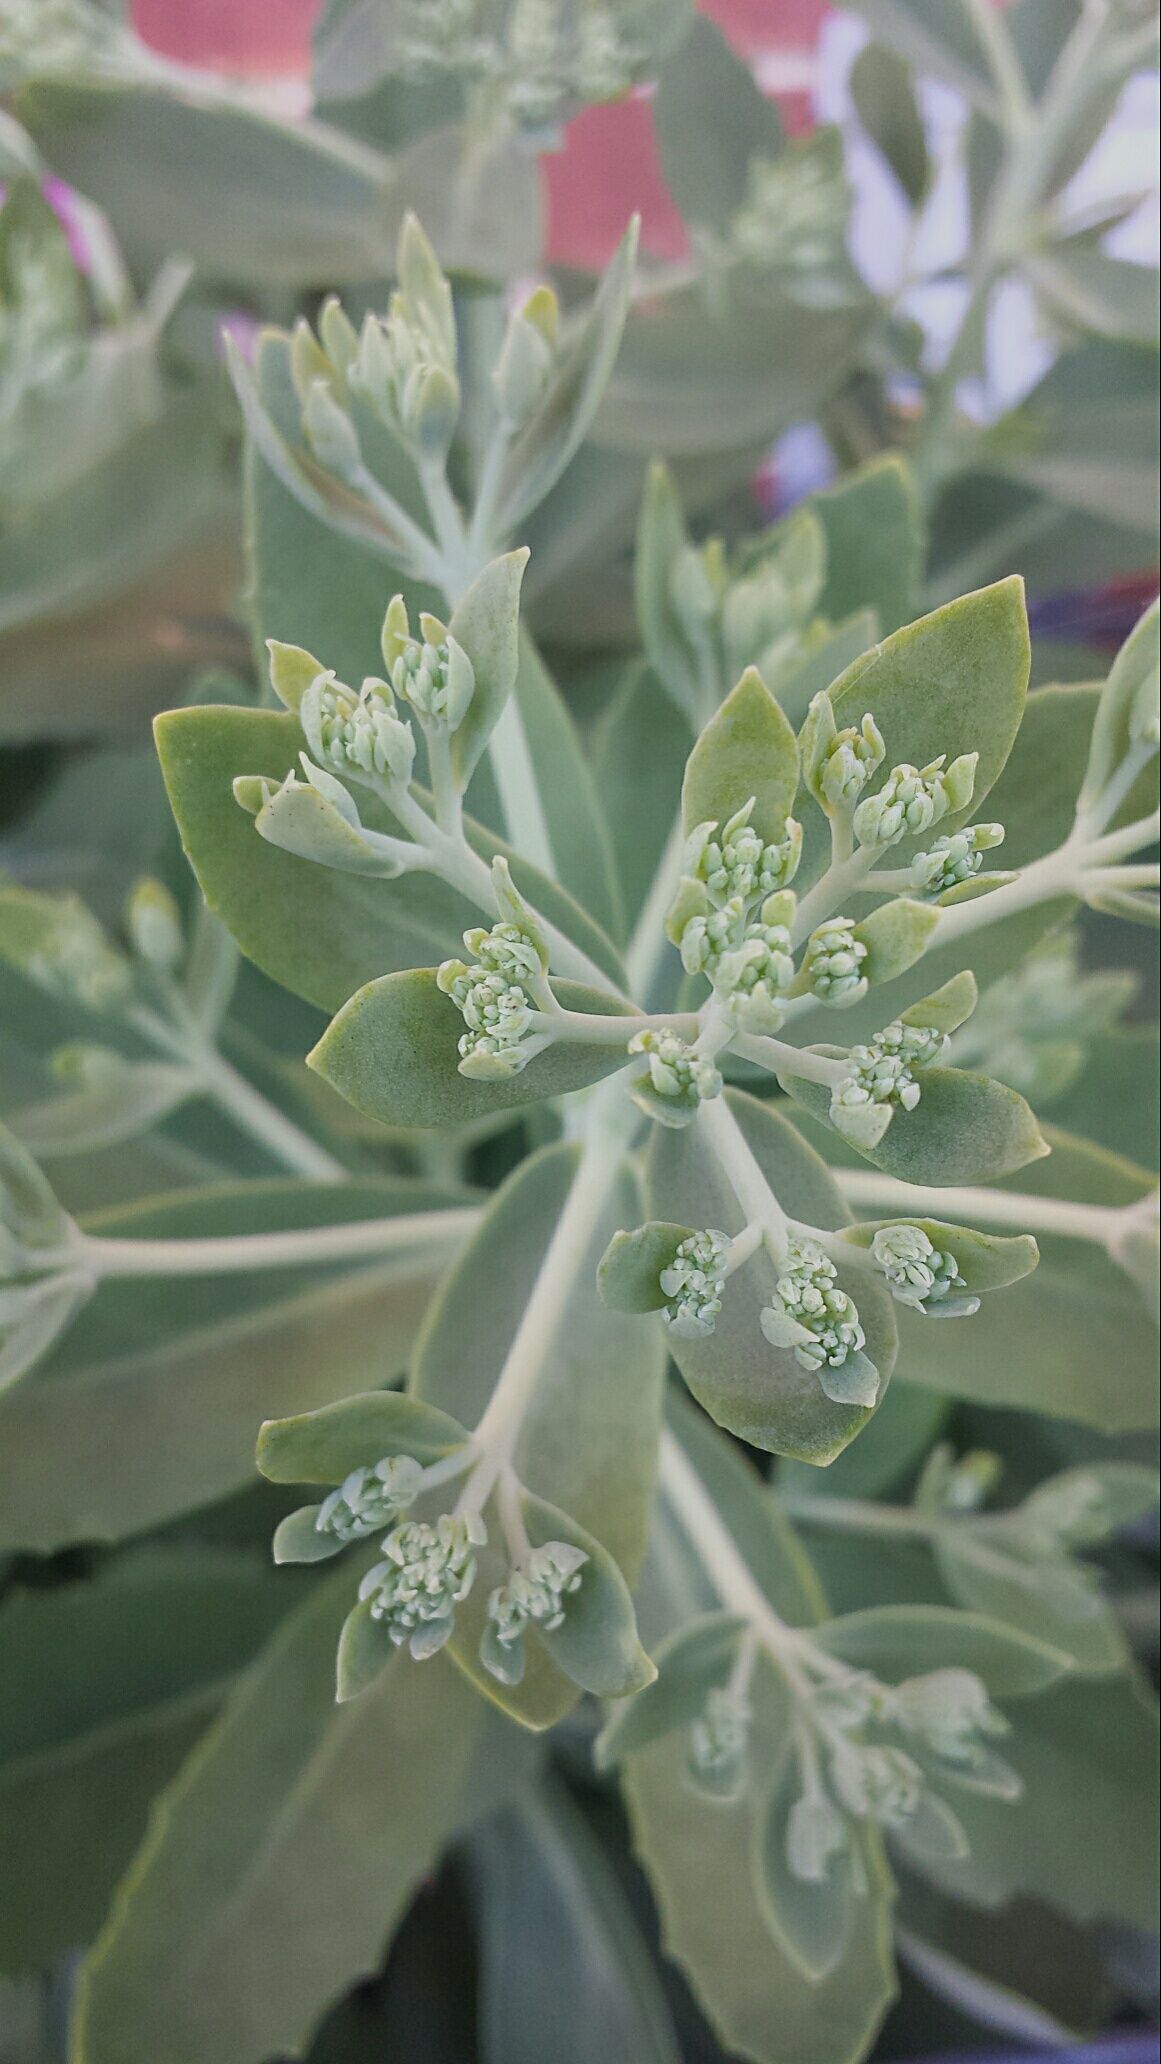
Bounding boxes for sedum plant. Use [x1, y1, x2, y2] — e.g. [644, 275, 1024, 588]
[0, 7, 1159, 2064]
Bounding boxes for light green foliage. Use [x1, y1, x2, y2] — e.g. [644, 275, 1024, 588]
[1, 22, 1159, 2064]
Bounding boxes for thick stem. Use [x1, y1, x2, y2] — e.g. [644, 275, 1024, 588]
[834, 1167, 1117, 1244]
[197, 1051, 348, 1181]
[697, 1094, 790, 1253]
[78, 1207, 480, 1280]
[732, 1033, 847, 1087]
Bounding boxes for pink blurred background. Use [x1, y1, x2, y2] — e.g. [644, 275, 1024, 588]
[129, 0, 828, 268]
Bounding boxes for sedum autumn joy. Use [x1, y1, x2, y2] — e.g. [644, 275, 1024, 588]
[0, 6, 1159, 2063]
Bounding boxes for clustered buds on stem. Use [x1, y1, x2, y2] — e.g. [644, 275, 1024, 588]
[910, 823, 1005, 897]
[317, 1456, 426, 1543]
[665, 802, 802, 1036]
[830, 1020, 947, 1148]
[628, 1029, 723, 1115]
[480, 1540, 589, 1686]
[688, 1685, 752, 1799]
[802, 916, 868, 1007]
[659, 1228, 731, 1338]
[382, 597, 475, 731]
[359, 1513, 485, 1660]
[438, 909, 552, 1078]
[870, 1225, 978, 1317]
[760, 1236, 871, 1401]
[852, 753, 978, 851]
[301, 669, 418, 787]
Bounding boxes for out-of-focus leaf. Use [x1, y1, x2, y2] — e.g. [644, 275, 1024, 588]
[851, 44, 930, 206]
[653, 15, 785, 236]
[0, 1550, 291, 1972]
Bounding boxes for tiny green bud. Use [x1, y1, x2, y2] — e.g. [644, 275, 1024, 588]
[492, 295, 556, 427]
[301, 378, 361, 482]
[628, 1029, 723, 1113]
[317, 1455, 426, 1543]
[126, 878, 183, 973]
[785, 1792, 848, 1883]
[802, 916, 868, 1007]
[870, 1224, 978, 1317]
[761, 1235, 870, 1394]
[688, 1684, 751, 1800]
[479, 1540, 587, 1686]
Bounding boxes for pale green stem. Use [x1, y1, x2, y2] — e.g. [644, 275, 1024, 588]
[349, 461, 446, 586]
[731, 1033, 847, 1087]
[791, 847, 878, 946]
[467, 420, 513, 560]
[536, 1006, 701, 1045]
[626, 813, 689, 1007]
[1076, 744, 1158, 841]
[697, 1094, 790, 1256]
[469, 1084, 638, 1471]
[1089, 864, 1159, 893]
[834, 1167, 1120, 1245]
[127, 1004, 347, 1182]
[962, 0, 1033, 131]
[777, 1490, 932, 1541]
[74, 1206, 480, 1280]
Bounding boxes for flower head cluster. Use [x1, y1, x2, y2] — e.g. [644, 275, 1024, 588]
[301, 671, 416, 788]
[852, 753, 978, 851]
[715, 898, 797, 1035]
[480, 1540, 588, 1685]
[358, 1513, 484, 1660]
[348, 269, 458, 457]
[685, 802, 803, 909]
[688, 1684, 752, 1799]
[801, 916, 868, 1007]
[760, 1236, 867, 1379]
[731, 141, 850, 278]
[870, 1225, 978, 1318]
[784, 1661, 1011, 1883]
[830, 1020, 947, 1147]
[381, 598, 475, 731]
[316, 1456, 425, 1544]
[0, 0, 110, 84]
[438, 916, 550, 1079]
[628, 1029, 722, 1113]
[817, 712, 886, 813]
[396, 0, 654, 136]
[910, 823, 1005, 898]
[659, 1228, 731, 1339]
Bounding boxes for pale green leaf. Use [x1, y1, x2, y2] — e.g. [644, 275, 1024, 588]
[682, 667, 800, 846]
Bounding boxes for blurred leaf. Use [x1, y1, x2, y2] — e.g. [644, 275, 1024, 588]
[808, 457, 924, 637]
[813, 1604, 1072, 1693]
[649, 1091, 898, 1461]
[72, 1565, 531, 2064]
[846, 0, 1003, 114]
[851, 44, 930, 206]
[0, 1177, 464, 1550]
[0, 1549, 291, 1972]
[682, 666, 799, 844]
[653, 15, 785, 236]
[18, 79, 399, 287]
[155, 702, 624, 1013]
[469, 1782, 682, 2064]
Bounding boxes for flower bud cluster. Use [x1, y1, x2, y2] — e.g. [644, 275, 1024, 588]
[715, 900, 796, 1036]
[480, 1540, 588, 1684]
[760, 1235, 865, 1374]
[16, 896, 130, 1013]
[888, 1668, 1007, 1765]
[909, 823, 1005, 897]
[628, 1029, 723, 1113]
[358, 1512, 484, 1660]
[438, 914, 550, 1079]
[801, 916, 867, 1007]
[659, 1228, 731, 1339]
[316, 1455, 426, 1544]
[302, 671, 417, 788]
[348, 296, 459, 457]
[686, 802, 803, 909]
[830, 1020, 947, 1146]
[396, 0, 651, 135]
[688, 1684, 752, 1798]
[731, 143, 850, 277]
[870, 1225, 977, 1318]
[818, 712, 886, 813]
[0, 0, 108, 83]
[852, 752, 978, 850]
[383, 602, 475, 732]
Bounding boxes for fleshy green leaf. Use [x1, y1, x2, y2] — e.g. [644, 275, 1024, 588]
[682, 667, 800, 846]
[597, 1221, 696, 1315]
[836, 1218, 1039, 1295]
[634, 461, 701, 720]
[933, 1531, 1128, 1678]
[1078, 596, 1159, 816]
[496, 218, 639, 534]
[784, 1063, 1048, 1186]
[595, 1612, 750, 1768]
[448, 550, 529, 787]
[155, 702, 624, 1013]
[0, 1551, 291, 1973]
[808, 456, 923, 636]
[0, 1177, 460, 1552]
[853, 898, 940, 986]
[518, 1491, 656, 1700]
[410, 1144, 665, 1728]
[308, 967, 635, 1128]
[71, 1567, 532, 2064]
[850, 42, 930, 206]
[257, 1390, 470, 1485]
[813, 1605, 1072, 1693]
[648, 1092, 897, 1462]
